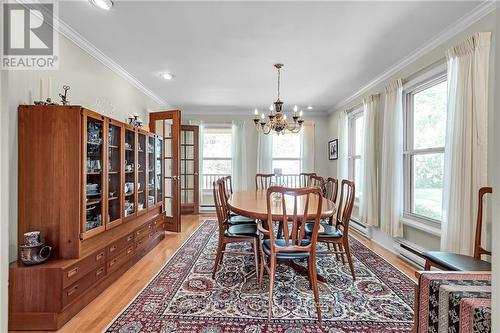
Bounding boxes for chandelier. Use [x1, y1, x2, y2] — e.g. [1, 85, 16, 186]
[252, 64, 304, 135]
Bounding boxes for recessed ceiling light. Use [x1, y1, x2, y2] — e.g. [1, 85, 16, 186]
[89, 0, 113, 10]
[307, 106, 313, 110]
[160, 73, 174, 80]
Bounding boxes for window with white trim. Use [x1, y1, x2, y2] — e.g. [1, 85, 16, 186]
[348, 108, 364, 202]
[202, 126, 232, 188]
[272, 132, 301, 175]
[403, 73, 447, 225]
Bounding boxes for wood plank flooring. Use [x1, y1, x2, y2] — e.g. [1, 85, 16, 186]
[11, 214, 418, 333]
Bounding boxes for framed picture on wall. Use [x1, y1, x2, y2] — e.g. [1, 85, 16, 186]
[328, 139, 338, 160]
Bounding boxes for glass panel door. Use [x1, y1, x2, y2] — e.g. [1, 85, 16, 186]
[83, 113, 105, 238]
[147, 135, 156, 208]
[137, 132, 147, 213]
[150, 110, 181, 232]
[180, 125, 199, 214]
[107, 121, 122, 228]
[124, 129, 136, 218]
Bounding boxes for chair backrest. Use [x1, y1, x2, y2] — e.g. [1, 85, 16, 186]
[299, 172, 316, 187]
[474, 186, 492, 259]
[213, 179, 229, 232]
[335, 180, 355, 235]
[255, 173, 274, 189]
[309, 175, 325, 190]
[218, 177, 232, 217]
[223, 175, 233, 195]
[265, 186, 323, 253]
[324, 177, 339, 203]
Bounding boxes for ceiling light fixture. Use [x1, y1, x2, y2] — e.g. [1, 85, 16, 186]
[89, 0, 113, 10]
[307, 106, 313, 110]
[160, 73, 174, 80]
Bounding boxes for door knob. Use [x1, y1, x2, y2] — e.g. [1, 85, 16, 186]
[194, 173, 198, 176]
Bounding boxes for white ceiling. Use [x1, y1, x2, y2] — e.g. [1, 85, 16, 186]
[59, 1, 481, 114]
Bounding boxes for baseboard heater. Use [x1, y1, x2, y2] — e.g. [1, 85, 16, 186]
[394, 240, 427, 269]
[350, 218, 370, 236]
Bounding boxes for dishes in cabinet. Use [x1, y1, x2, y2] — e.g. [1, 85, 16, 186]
[86, 183, 100, 197]
[87, 159, 101, 172]
[87, 121, 102, 144]
[148, 195, 155, 207]
[124, 182, 134, 194]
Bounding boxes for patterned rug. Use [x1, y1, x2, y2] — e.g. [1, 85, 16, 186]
[106, 220, 415, 333]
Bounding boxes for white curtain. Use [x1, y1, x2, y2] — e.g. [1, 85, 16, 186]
[301, 121, 315, 173]
[441, 32, 491, 255]
[189, 120, 204, 202]
[231, 121, 247, 191]
[256, 132, 273, 176]
[359, 95, 380, 226]
[337, 110, 349, 180]
[380, 79, 404, 238]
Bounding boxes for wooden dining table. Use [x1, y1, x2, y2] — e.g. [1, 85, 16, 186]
[227, 189, 337, 282]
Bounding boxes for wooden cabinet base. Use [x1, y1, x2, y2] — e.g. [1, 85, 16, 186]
[9, 216, 166, 331]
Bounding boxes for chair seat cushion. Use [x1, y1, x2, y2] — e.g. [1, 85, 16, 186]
[262, 239, 311, 259]
[422, 251, 491, 271]
[226, 215, 256, 225]
[224, 224, 258, 238]
[304, 223, 343, 238]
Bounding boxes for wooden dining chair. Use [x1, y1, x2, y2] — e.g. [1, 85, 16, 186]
[306, 179, 356, 279]
[257, 186, 324, 321]
[309, 175, 325, 191]
[255, 173, 274, 189]
[212, 179, 260, 279]
[422, 186, 492, 271]
[219, 176, 256, 225]
[299, 172, 316, 187]
[324, 177, 339, 204]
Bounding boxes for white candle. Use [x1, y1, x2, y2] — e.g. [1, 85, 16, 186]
[47, 77, 52, 100]
[254, 108, 258, 115]
[39, 78, 43, 101]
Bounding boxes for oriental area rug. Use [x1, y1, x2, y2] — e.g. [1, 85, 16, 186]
[106, 220, 415, 333]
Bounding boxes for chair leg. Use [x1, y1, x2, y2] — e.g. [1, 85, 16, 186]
[425, 260, 431, 270]
[212, 239, 224, 279]
[268, 255, 276, 321]
[252, 239, 259, 281]
[344, 239, 355, 280]
[332, 243, 341, 261]
[309, 254, 322, 322]
[306, 257, 313, 289]
[339, 243, 345, 264]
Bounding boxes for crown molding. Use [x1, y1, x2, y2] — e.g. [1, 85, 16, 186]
[329, 0, 498, 114]
[16, 0, 170, 108]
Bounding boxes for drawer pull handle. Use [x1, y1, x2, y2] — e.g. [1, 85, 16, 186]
[96, 252, 104, 261]
[67, 285, 79, 296]
[96, 267, 105, 277]
[127, 235, 133, 242]
[110, 245, 117, 252]
[67, 267, 79, 278]
[127, 247, 133, 254]
[109, 259, 117, 267]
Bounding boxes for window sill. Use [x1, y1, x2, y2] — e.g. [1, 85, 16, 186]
[401, 217, 441, 237]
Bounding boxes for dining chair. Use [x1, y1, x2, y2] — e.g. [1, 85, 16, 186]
[309, 175, 325, 190]
[255, 173, 274, 189]
[299, 172, 316, 187]
[219, 176, 256, 225]
[257, 186, 324, 321]
[305, 179, 356, 279]
[422, 186, 492, 271]
[324, 177, 339, 204]
[212, 179, 260, 279]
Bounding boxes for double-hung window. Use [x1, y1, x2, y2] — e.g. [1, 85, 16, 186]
[347, 107, 364, 202]
[202, 126, 232, 192]
[403, 72, 447, 225]
[272, 132, 301, 175]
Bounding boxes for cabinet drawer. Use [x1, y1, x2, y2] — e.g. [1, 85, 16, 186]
[62, 265, 105, 307]
[107, 233, 134, 258]
[63, 249, 106, 288]
[135, 222, 153, 241]
[107, 245, 134, 274]
[135, 232, 154, 252]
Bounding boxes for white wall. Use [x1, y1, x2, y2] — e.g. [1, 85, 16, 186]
[1, 34, 164, 331]
[181, 113, 332, 191]
[326, 10, 498, 251]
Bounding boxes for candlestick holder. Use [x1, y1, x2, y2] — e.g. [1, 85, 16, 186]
[127, 114, 143, 128]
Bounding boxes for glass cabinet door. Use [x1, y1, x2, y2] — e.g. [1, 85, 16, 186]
[84, 114, 105, 237]
[137, 132, 147, 213]
[156, 136, 164, 207]
[107, 121, 122, 227]
[148, 135, 156, 208]
[124, 129, 136, 218]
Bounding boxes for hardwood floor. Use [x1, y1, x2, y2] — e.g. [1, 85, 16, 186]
[11, 214, 418, 333]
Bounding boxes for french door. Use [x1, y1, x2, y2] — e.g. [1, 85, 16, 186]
[149, 110, 181, 232]
[180, 125, 199, 214]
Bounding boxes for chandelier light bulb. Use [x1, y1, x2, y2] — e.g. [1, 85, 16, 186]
[269, 104, 274, 111]
[283, 114, 287, 120]
[299, 110, 303, 117]
[293, 105, 298, 112]
[254, 108, 259, 115]
[261, 113, 265, 119]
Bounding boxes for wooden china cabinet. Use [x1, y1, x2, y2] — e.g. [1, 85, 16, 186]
[9, 105, 171, 330]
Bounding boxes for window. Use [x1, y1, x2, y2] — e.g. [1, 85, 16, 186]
[348, 108, 364, 201]
[272, 132, 301, 175]
[404, 74, 447, 224]
[202, 127, 232, 189]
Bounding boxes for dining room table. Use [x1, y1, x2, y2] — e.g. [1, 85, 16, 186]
[227, 189, 337, 282]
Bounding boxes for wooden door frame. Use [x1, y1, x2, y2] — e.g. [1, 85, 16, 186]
[180, 125, 199, 215]
[149, 110, 181, 232]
